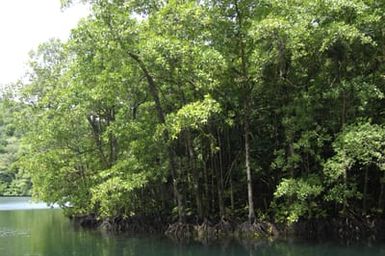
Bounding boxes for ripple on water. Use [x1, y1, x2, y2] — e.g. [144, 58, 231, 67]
[0, 228, 29, 238]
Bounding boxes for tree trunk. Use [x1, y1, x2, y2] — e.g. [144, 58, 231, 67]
[108, 108, 118, 165]
[217, 129, 226, 219]
[363, 166, 369, 214]
[186, 131, 203, 220]
[202, 140, 210, 217]
[128, 52, 185, 222]
[87, 114, 108, 168]
[210, 152, 216, 216]
[244, 104, 256, 223]
[230, 177, 235, 213]
[378, 173, 385, 211]
[343, 167, 348, 213]
[234, 0, 256, 223]
[217, 164, 225, 220]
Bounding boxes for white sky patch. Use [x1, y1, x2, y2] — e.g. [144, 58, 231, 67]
[0, 0, 89, 86]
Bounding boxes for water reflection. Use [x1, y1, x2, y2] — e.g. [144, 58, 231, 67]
[0, 197, 57, 211]
[1, 197, 385, 255]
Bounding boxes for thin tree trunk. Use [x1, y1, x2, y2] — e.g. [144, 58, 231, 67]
[230, 177, 235, 213]
[128, 52, 185, 222]
[103, 17, 185, 221]
[378, 173, 385, 210]
[343, 165, 348, 213]
[203, 147, 210, 217]
[217, 129, 226, 219]
[234, 0, 256, 223]
[244, 105, 256, 223]
[210, 151, 216, 216]
[186, 131, 203, 220]
[108, 109, 118, 165]
[363, 166, 369, 214]
[87, 115, 108, 168]
[216, 164, 225, 220]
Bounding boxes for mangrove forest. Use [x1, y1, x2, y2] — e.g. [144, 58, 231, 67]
[2, 0, 385, 242]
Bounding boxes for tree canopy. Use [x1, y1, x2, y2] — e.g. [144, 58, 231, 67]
[4, 0, 385, 230]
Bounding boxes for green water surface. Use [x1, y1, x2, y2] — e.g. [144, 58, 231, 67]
[1, 197, 385, 256]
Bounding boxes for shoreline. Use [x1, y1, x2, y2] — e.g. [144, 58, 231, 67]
[71, 214, 385, 245]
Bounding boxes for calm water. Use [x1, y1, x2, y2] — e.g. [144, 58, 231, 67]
[1, 197, 385, 255]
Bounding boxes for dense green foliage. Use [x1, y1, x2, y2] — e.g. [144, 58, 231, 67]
[0, 96, 31, 196]
[8, 0, 385, 226]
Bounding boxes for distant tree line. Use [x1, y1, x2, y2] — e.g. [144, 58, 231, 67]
[0, 96, 31, 196]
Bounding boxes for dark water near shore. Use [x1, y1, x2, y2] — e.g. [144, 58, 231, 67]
[1, 197, 385, 255]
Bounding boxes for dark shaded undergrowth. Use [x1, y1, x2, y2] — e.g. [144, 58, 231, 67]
[71, 214, 385, 245]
